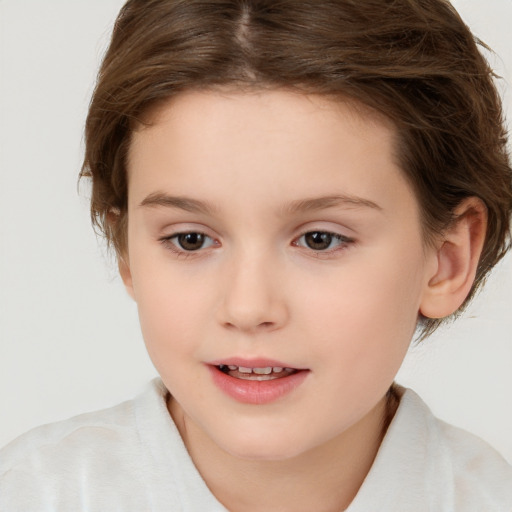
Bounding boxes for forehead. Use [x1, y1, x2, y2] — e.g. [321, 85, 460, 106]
[133, 88, 395, 145]
[126, 89, 418, 222]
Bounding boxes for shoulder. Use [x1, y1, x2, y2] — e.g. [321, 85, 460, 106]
[0, 379, 170, 510]
[349, 387, 512, 512]
[0, 379, 226, 511]
[0, 390, 139, 475]
[398, 388, 512, 510]
[434, 412, 512, 507]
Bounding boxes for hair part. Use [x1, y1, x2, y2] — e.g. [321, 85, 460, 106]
[80, 0, 512, 339]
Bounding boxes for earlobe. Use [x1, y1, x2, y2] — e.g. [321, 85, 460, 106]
[118, 255, 136, 300]
[420, 197, 487, 319]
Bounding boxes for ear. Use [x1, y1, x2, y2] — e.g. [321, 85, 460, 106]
[420, 197, 487, 319]
[118, 254, 136, 301]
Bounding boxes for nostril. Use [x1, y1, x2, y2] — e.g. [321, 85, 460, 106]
[222, 320, 275, 331]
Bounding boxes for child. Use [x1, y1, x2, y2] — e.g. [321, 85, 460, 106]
[1, 0, 511, 510]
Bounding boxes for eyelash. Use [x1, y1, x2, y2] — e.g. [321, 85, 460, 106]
[159, 232, 217, 257]
[159, 230, 355, 257]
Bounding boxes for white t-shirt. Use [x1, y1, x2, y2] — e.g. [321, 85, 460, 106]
[1, 379, 511, 511]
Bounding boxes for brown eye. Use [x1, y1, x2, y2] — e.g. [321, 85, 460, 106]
[295, 231, 353, 252]
[176, 233, 208, 251]
[160, 231, 217, 254]
[304, 232, 334, 250]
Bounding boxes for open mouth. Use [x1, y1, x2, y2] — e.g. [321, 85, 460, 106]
[209, 361, 309, 404]
[217, 364, 297, 381]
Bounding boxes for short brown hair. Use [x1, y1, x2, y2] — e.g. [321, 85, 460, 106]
[80, 0, 512, 338]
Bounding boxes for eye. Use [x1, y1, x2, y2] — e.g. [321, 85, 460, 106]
[162, 232, 216, 252]
[294, 231, 352, 251]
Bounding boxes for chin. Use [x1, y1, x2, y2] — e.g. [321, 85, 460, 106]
[229, 444, 303, 462]
[216, 428, 313, 462]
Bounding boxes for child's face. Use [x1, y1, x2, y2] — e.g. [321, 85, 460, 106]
[123, 89, 437, 460]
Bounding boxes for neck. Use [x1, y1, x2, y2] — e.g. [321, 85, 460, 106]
[169, 389, 399, 512]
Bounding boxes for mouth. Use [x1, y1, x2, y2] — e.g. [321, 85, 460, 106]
[216, 364, 298, 381]
[208, 359, 309, 404]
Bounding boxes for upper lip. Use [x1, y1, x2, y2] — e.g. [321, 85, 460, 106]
[207, 357, 306, 370]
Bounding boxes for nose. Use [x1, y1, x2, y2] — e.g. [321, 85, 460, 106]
[217, 249, 289, 334]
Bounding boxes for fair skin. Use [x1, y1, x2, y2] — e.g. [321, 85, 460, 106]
[119, 89, 486, 511]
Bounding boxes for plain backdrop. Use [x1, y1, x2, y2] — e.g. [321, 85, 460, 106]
[1, 0, 511, 462]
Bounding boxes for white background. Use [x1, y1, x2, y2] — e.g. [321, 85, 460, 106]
[1, 0, 511, 462]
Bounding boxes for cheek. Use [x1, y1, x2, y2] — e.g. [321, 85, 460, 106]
[296, 247, 424, 364]
[129, 255, 214, 366]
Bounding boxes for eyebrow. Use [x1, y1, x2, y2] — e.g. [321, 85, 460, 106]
[139, 193, 219, 214]
[283, 195, 382, 214]
[139, 192, 382, 215]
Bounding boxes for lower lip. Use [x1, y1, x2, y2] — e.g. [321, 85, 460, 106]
[208, 366, 309, 405]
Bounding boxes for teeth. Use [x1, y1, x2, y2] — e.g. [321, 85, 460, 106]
[218, 365, 295, 375]
[253, 367, 272, 375]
